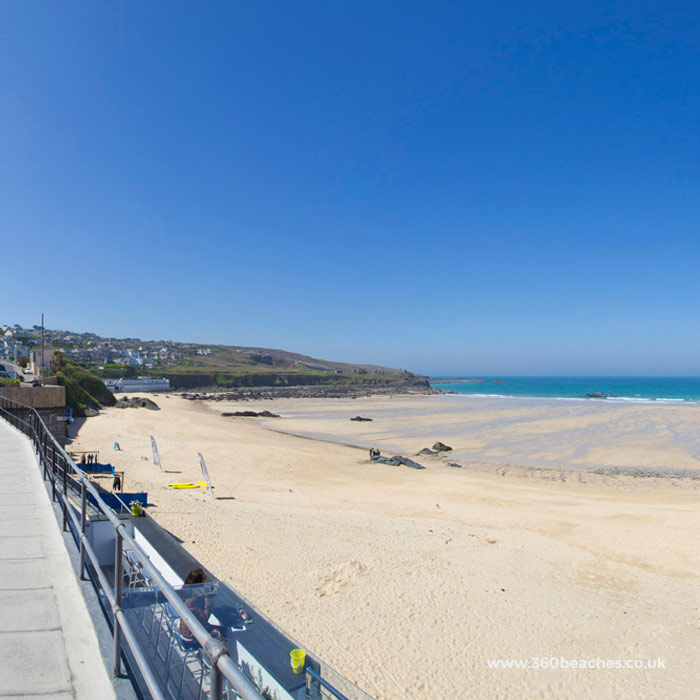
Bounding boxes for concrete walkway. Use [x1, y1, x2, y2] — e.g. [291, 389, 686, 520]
[0, 420, 115, 699]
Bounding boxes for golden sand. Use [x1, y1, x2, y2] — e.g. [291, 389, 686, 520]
[71, 394, 700, 700]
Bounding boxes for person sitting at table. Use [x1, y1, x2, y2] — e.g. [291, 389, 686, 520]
[179, 595, 224, 644]
[184, 568, 207, 585]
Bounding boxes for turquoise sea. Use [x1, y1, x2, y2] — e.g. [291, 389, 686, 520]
[429, 377, 700, 403]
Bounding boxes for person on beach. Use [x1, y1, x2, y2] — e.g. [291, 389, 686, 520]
[369, 447, 381, 460]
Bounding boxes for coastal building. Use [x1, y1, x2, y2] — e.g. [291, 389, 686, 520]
[0, 338, 29, 361]
[29, 344, 62, 375]
[64, 347, 92, 363]
[114, 351, 143, 366]
[106, 377, 170, 392]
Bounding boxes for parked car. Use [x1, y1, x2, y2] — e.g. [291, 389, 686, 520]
[0, 364, 20, 379]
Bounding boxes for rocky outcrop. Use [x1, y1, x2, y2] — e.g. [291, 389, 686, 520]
[115, 396, 160, 410]
[350, 416, 373, 422]
[432, 441, 453, 452]
[585, 393, 609, 399]
[370, 455, 425, 470]
[418, 442, 453, 455]
[178, 382, 444, 402]
[221, 410, 280, 418]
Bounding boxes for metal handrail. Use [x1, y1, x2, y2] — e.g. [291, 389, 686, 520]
[307, 668, 351, 700]
[111, 490, 132, 514]
[0, 395, 263, 700]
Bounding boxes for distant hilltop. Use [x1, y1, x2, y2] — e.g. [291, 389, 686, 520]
[0, 322, 429, 393]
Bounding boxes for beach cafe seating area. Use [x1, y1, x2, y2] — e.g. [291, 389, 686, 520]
[113, 517, 314, 700]
[0, 394, 373, 700]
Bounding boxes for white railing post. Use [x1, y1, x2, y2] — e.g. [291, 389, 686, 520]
[79, 480, 87, 580]
[113, 530, 123, 676]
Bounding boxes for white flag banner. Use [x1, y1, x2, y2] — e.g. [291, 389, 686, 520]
[198, 452, 213, 493]
[150, 436, 161, 469]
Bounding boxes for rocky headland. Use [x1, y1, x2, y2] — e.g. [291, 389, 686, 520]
[178, 380, 444, 402]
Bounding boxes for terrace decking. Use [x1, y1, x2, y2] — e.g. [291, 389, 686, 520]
[0, 420, 115, 698]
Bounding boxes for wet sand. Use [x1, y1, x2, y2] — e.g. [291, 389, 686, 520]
[70, 394, 700, 700]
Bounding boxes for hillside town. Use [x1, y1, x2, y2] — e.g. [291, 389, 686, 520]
[1, 321, 424, 399]
[0, 322, 197, 369]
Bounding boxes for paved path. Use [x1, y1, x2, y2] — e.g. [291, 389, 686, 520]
[0, 420, 115, 699]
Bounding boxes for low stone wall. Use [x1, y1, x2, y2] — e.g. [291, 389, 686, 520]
[0, 384, 65, 408]
[0, 385, 67, 446]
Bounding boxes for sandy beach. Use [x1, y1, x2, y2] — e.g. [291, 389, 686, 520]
[70, 394, 700, 700]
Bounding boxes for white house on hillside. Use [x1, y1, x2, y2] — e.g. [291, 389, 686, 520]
[29, 345, 61, 376]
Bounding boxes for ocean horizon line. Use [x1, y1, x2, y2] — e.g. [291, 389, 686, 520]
[428, 376, 700, 404]
[430, 374, 700, 379]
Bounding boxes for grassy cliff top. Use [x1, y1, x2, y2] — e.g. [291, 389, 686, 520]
[165, 343, 417, 377]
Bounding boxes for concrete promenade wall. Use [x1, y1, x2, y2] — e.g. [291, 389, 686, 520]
[0, 385, 67, 446]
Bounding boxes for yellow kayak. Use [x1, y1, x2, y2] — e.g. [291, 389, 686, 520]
[168, 481, 207, 489]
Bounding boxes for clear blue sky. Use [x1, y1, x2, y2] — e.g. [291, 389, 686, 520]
[2, 2, 699, 375]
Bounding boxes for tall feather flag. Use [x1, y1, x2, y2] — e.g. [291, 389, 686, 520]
[150, 436, 161, 470]
[198, 452, 213, 494]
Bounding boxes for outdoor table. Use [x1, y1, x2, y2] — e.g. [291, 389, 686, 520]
[120, 582, 307, 698]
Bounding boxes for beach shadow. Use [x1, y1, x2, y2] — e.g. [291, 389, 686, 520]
[216, 496, 236, 501]
[164, 470, 181, 474]
[65, 417, 87, 443]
